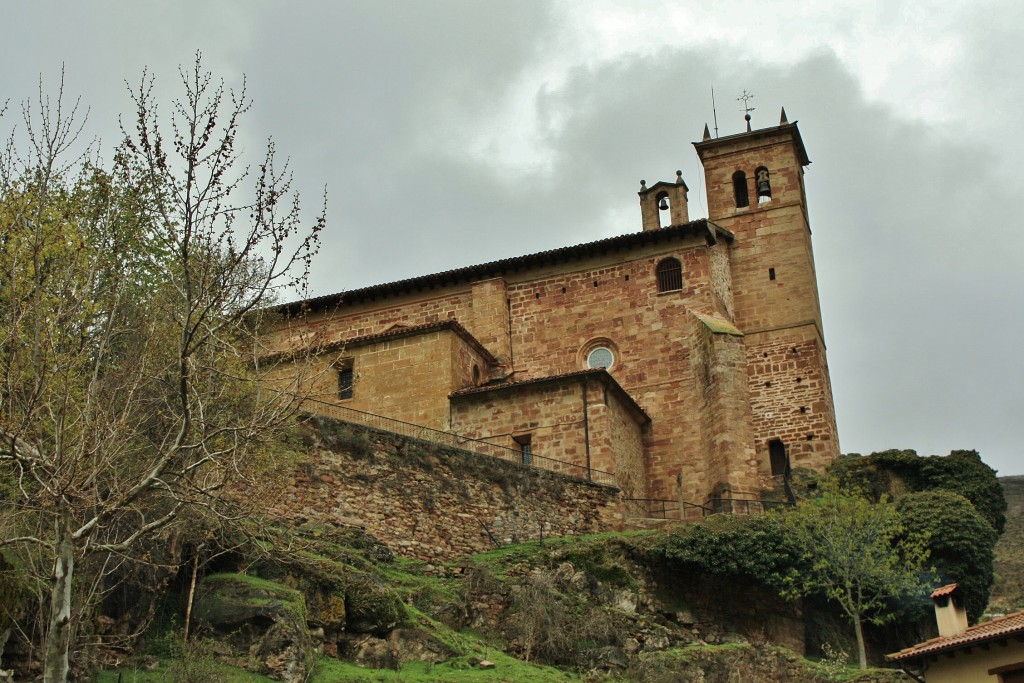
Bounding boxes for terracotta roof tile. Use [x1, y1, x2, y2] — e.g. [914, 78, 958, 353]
[887, 609, 1024, 661]
[931, 583, 959, 598]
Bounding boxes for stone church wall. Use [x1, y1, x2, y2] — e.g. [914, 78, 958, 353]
[270, 418, 623, 563]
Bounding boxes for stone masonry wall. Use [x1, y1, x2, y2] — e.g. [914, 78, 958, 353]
[698, 127, 839, 472]
[271, 329, 489, 431]
[450, 381, 590, 475]
[747, 332, 839, 474]
[272, 418, 622, 563]
[604, 389, 647, 499]
[505, 242, 719, 503]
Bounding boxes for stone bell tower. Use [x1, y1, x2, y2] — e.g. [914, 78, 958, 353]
[694, 109, 840, 479]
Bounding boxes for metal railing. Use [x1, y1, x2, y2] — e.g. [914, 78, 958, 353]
[623, 496, 793, 520]
[704, 498, 793, 515]
[298, 396, 618, 487]
[623, 497, 713, 521]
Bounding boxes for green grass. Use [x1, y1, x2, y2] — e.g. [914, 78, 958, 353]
[100, 652, 582, 683]
[96, 660, 276, 682]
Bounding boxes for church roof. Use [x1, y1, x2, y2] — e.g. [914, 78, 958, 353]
[262, 319, 497, 365]
[279, 219, 732, 314]
[450, 368, 651, 424]
[329, 319, 497, 362]
[887, 609, 1024, 661]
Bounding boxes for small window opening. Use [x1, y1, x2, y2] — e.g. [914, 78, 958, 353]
[768, 439, 788, 476]
[796, 377, 803, 383]
[515, 435, 533, 466]
[593, 280, 599, 287]
[624, 274, 630, 281]
[791, 346, 799, 354]
[806, 433, 815, 441]
[768, 267, 776, 281]
[732, 170, 749, 208]
[561, 286, 567, 294]
[756, 166, 772, 204]
[799, 406, 808, 414]
[535, 292, 540, 299]
[655, 257, 683, 292]
[472, 364, 481, 385]
[764, 381, 771, 388]
[337, 360, 354, 400]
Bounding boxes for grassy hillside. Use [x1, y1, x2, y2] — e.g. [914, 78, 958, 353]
[990, 476, 1024, 614]
[92, 528, 907, 683]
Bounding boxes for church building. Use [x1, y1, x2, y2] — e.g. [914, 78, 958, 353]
[269, 113, 839, 507]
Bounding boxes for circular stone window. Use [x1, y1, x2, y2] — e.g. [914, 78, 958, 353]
[587, 347, 614, 369]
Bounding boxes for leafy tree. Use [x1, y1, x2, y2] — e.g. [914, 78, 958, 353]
[781, 488, 931, 670]
[896, 490, 998, 621]
[833, 449, 1006, 533]
[0, 57, 323, 682]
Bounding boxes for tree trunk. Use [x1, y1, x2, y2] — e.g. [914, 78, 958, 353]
[183, 550, 201, 642]
[853, 614, 867, 670]
[43, 531, 74, 683]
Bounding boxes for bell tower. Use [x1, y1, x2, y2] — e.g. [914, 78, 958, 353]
[694, 110, 839, 477]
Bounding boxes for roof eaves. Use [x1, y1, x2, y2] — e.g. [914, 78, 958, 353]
[277, 220, 730, 314]
[450, 368, 651, 424]
[261, 319, 497, 366]
[886, 610, 1024, 661]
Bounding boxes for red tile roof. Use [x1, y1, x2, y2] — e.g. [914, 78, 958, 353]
[931, 583, 959, 598]
[887, 609, 1024, 661]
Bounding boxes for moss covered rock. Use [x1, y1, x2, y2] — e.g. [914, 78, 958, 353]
[193, 574, 313, 683]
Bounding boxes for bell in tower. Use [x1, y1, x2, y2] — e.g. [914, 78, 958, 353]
[638, 170, 690, 232]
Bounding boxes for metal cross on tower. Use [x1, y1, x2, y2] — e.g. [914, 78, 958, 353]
[737, 90, 755, 132]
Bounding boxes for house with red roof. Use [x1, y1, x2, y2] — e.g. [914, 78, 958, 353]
[888, 584, 1024, 682]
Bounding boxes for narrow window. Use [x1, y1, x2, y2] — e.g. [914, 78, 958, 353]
[337, 360, 354, 400]
[768, 439, 788, 476]
[515, 435, 532, 466]
[732, 170, 749, 208]
[656, 257, 683, 292]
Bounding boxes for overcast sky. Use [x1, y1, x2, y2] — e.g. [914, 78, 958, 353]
[4, 1, 1022, 476]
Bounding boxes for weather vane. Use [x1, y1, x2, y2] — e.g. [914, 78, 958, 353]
[737, 90, 755, 132]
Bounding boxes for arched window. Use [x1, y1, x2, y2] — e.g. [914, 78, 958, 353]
[732, 170, 749, 208]
[656, 257, 683, 292]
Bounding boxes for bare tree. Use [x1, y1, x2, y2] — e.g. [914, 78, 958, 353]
[0, 55, 324, 682]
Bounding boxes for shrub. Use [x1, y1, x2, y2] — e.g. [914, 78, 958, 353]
[897, 490, 998, 621]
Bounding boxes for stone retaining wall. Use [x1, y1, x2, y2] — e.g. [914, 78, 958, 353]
[270, 417, 623, 563]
